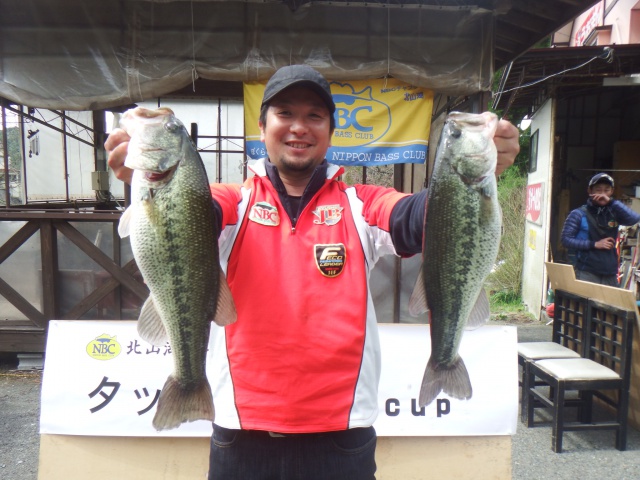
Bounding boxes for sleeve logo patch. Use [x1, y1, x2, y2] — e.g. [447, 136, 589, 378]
[315, 244, 346, 277]
[249, 201, 280, 226]
[312, 205, 344, 226]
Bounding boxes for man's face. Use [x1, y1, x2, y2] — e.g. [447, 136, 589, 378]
[259, 85, 333, 177]
[588, 182, 613, 206]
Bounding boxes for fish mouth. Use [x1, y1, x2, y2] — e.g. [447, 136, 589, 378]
[459, 173, 487, 185]
[145, 170, 173, 182]
[140, 162, 177, 183]
[453, 163, 488, 184]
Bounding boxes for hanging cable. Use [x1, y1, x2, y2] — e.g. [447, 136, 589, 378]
[492, 47, 614, 98]
[383, 1, 391, 89]
[191, 1, 199, 92]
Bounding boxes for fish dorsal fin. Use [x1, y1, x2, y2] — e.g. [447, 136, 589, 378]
[118, 206, 134, 238]
[465, 289, 491, 330]
[137, 296, 169, 345]
[408, 268, 429, 317]
[212, 270, 237, 326]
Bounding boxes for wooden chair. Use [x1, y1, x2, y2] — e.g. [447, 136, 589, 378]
[525, 299, 635, 452]
[517, 290, 586, 423]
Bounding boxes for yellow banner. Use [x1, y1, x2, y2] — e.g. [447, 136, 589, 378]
[244, 78, 433, 166]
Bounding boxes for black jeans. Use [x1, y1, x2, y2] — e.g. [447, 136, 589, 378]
[208, 424, 377, 480]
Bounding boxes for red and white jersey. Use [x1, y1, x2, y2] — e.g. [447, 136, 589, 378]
[209, 159, 409, 433]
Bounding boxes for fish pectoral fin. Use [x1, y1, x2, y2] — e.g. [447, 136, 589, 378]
[408, 267, 429, 317]
[118, 206, 134, 238]
[212, 270, 237, 326]
[465, 289, 491, 330]
[137, 296, 169, 345]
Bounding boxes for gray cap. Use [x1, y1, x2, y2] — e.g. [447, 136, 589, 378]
[588, 173, 614, 187]
[262, 65, 336, 114]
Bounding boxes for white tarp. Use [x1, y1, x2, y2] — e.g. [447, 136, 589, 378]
[0, 0, 493, 110]
[40, 320, 518, 437]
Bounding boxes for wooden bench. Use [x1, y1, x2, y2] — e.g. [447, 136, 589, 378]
[517, 290, 587, 423]
[524, 298, 635, 452]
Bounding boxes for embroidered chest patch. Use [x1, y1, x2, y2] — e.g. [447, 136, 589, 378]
[315, 244, 346, 277]
[249, 201, 280, 226]
[312, 205, 344, 226]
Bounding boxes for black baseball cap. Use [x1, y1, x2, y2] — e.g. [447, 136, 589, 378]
[261, 65, 336, 114]
[588, 173, 614, 188]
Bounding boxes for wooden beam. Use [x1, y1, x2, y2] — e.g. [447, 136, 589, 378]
[0, 276, 47, 326]
[62, 260, 144, 320]
[55, 221, 148, 300]
[40, 219, 59, 320]
[0, 211, 122, 221]
[0, 322, 46, 352]
[0, 221, 40, 264]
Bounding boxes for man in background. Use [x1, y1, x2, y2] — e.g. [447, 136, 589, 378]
[561, 172, 640, 287]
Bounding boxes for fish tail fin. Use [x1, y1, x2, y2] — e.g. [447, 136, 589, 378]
[152, 375, 214, 431]
[419, 357, 473, 408]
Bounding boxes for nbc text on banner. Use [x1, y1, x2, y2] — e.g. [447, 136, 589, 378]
[244, 78, 433, 167]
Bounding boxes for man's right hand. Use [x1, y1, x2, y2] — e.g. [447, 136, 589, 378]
[105, 128, 133, 184]
[594, 237, 615, 250]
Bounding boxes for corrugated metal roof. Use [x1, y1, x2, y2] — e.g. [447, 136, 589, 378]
[492, 43, 640, 116]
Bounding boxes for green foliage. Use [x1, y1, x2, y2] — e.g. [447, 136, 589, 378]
[484, 75, 531, 309]
[512, 125, 531, 176]
[490, 290, 522, 306]
[533, 36, 551, 49]
[489, 289, 529, 315]
[1, 127, 22, 170]
[489, 290, 533, 321]
[342, 164, 394, 187]
[486, 165, 527, 301]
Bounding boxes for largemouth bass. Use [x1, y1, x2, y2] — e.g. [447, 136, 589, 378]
[118, 107, 237, 430]
[409, 111, 501, 408]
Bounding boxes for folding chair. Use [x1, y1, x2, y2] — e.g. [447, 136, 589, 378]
[525, 299, 635, 452]
[517, 290, 586, 423]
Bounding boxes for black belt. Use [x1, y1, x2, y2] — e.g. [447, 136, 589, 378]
[265, 430, 325, 438]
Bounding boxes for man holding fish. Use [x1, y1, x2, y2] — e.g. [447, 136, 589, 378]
[106, 65, 519, 480]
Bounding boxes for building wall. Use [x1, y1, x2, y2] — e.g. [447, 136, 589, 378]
[522, 98, 554, 318]
[605, 0, 640, 44]
[570, 0, 639, 46]
[20, 110, 95, 202]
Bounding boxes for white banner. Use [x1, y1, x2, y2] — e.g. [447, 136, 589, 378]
[375, 324, 518, 436]
[40, 321, 518, 437]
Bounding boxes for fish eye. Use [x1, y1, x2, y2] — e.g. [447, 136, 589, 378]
[450, 126, 462, 138]
[164, 121, 181, 133]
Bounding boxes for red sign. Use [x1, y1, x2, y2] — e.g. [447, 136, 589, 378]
[526, 183, 544, 225]
[574, 2, 603, 46]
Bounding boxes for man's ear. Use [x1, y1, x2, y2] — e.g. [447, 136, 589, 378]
[259, 121, 266, 142]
